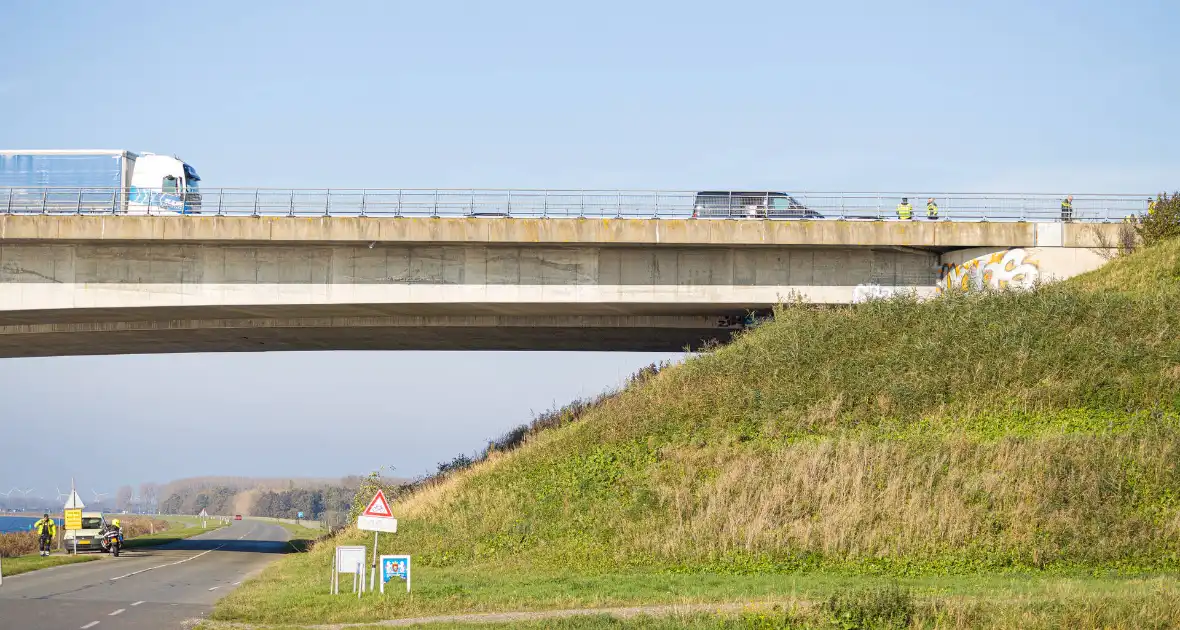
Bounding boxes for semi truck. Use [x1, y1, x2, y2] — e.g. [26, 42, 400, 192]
[0, 149, 201, 214]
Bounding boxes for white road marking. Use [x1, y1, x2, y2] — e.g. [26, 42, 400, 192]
[130, 601, 145, 607]
[232, 581, 241, 586]
[108, 609, 125, 616]
[110, 546, 224, 581]
[81, 622, 100, 629]
[208, 586, 221, 591]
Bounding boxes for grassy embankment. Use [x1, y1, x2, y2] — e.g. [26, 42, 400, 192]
[212, 239, 1180, 628]
[0, 515, 229, 576]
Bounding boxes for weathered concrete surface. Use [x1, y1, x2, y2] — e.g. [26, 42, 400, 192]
[0, 215, 1126, 248]
[0, 243, 938, 316]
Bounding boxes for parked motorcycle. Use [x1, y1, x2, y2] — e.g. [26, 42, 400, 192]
[100, 529, 124, 557]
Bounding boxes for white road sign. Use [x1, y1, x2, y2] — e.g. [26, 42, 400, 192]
[357, 515, 398, 533]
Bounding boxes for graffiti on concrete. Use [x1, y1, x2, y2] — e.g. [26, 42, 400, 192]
[852, 283, 897, 303]
[938, 248, 1040, 294]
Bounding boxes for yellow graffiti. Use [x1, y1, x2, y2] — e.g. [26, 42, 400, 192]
[938, 248, 1040, 294]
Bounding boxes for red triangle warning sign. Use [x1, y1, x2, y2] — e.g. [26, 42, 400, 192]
[362, 490, 393, 518]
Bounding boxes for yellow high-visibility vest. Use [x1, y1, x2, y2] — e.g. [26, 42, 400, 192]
[896, 203, 913, 220]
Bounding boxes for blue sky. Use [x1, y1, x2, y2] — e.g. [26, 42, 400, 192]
[0, 0, 1176, 497]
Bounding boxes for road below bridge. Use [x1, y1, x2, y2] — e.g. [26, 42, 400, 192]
[0, 520, 289, 629]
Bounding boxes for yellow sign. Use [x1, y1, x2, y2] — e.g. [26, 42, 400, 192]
[64, 508, 83, 530]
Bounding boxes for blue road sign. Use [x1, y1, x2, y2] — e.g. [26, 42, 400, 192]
[380, 555, 411, 593]
[297, 511, 304, 519]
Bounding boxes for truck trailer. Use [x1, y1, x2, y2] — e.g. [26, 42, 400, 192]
[0, 149, 201, 214]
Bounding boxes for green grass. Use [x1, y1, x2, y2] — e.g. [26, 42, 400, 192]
[205, 574, 1180, 629]
[0, 553, 96, 577]
[212, 242, 1180, 627]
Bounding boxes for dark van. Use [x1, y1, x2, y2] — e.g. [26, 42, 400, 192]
[692, 191, 821, 219]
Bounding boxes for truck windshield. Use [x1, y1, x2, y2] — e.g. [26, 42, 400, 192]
[80, 517, 103, 529]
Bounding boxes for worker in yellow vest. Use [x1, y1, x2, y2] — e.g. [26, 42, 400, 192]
[1148, 198, 1157, 216]
[896, 197, 913, 220]
[34, 513, 56, 556]
[926, 198, 939, 220]
[1060, 195, 1073, 222]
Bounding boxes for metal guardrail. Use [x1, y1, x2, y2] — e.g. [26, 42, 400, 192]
[0, 187, 1158, 222]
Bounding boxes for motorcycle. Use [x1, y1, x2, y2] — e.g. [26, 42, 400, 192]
[100, 528, 124, 557]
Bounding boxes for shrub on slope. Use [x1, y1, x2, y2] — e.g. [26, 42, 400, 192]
[385, 244, 1180, 574]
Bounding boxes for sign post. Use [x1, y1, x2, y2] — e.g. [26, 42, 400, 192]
[356, 490, 397, 592]
[331, 545, 367, 595]
[63, 484, 85, 556]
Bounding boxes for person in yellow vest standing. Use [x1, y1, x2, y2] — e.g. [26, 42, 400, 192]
[926, 198, 939, 220]
[896, 197, 913, 220]
[1060, 195, 1073, 222]
[1147, 197, 1157, 216]
[34, 513, 56, 556]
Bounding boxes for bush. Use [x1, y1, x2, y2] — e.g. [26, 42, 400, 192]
[0, 530, 39, 558]
[822, 583, 915, 629]
[1134, 192, 1180, 246]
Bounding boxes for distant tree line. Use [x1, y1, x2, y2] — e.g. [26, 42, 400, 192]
[158, 477, 362, 519]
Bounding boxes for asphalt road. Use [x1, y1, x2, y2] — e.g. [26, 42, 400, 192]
[0, 520, 291, 630]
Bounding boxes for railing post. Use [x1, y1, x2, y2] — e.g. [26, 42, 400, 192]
[580, 189, 585, 218]
[217, 189, 223, 216]
[325, 189, 332, 217]
[654, 190, 660, 219]
[469, 189, 475, 217]
[543, 189, 549, 219]
[360, 190, 368, 217]
[253, 189, 260, 217]
[616, 190, 622, 218]
[289, 190, 295, 217]
[507, 189, 512, 217]
[41, 188, 48, 215]
[433, 189, 439, 217]
[76, 188, 83, 214]
[396, 189, 403, 217]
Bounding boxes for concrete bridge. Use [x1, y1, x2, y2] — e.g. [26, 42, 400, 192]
[0, 215, 1121, 357]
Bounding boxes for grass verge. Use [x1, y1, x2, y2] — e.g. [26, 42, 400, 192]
[0, 553, 96, 577]
[202, 574, 1180, 629]
[212, 563, 1180, 625]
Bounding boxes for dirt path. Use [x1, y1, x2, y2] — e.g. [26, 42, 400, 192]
[195, 600, 794, 629]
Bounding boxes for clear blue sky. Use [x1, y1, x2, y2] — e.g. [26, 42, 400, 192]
[0, 0, 1175, 498]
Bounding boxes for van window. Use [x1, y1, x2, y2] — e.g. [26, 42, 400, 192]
[162, 176, 178, 194]
[81, 517, 103, 529]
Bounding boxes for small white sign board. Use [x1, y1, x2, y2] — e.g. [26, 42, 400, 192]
[357, 515, 398, 533]
[331, 545, 367, 595]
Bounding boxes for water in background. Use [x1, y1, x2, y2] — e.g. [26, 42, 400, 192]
[0, 516, 64, 534]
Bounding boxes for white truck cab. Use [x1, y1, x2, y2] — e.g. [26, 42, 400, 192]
[127, 152, 202, 214]
[64, 512, 107, 552]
